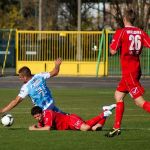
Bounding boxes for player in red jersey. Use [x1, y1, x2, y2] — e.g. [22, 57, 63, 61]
[105, 9, 150, 137]
[29, 104, 116, 131]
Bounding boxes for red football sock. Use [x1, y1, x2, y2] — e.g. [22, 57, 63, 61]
[97, 118, 106, 126]
[113, 101, 124, 129]
[85, 113, 104, 127]
[143, 101, 150, 113]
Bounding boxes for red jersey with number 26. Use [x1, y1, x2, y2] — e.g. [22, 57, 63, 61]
[110, 26, 150, 76]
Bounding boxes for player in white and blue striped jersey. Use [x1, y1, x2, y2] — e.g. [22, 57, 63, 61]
[0, 58, 65, 114]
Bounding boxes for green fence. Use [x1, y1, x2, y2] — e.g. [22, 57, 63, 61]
[106, 30, 150, 76]
[0, 29, 16, 67]
[0, 29, 16, 75]
[106, 30, 120, 76]
[140, 30, 150, 76]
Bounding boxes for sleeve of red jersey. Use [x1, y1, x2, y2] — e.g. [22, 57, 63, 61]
[37, 111, 53, 128]
[143, 31, 150, 48]
[110, 29, 122, 51]
[38, 122, 43, 127]
[44, 111, 53, 127]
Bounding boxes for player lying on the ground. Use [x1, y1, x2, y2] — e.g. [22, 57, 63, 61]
[29, 104, 116, 131]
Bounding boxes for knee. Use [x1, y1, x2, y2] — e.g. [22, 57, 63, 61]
[114, 90, 127, 102]
[114, 93, 123, 102]
[80, 124, 90, 131]
[134, 96, 145, 108]
[134, 101, 144, 108]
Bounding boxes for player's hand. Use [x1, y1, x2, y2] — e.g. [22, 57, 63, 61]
[29, 125, 37, 130]
[50, 58, 62, 77]
[55, 58, 62, 67]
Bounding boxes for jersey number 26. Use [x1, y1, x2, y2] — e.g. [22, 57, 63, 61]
[129, 35, 141, 51]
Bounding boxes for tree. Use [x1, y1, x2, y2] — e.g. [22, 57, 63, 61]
[58, 0, 101, 30]
[0, 0, 23, 29]
[42, 0, 59, 30]
[0, 0, 149, 31]
[108, 0, 150, 30]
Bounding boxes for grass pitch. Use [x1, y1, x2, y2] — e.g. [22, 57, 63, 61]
[0, 88, 150, 150]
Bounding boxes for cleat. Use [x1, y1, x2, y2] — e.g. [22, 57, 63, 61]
[103, 104, 116, 111]
[103, 110, 112, 117]
[105, 128, 121, 137]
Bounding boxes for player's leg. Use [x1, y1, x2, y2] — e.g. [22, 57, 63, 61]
[105, 90, 126, 137]
[91, 118, 106, 131]
[113, 91, 126, 129]
[80, 123, 91, 131]
[68, 111, 112, 131]
[81, 111, 112, 131]
[68, 114, 87, 131]
[85, 110, 112, 129]
[127, 76, 150, 113]
[47, 104, 67, 114]
[135, 96, 150, 112]
[142, 100, 150, 112]
[91, 104, 116, 131]
[68, 114, 95, 131]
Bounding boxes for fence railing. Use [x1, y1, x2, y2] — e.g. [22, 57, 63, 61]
[16, 30, 106, 76]
[1, 29, 150, 76]
[106, 30, 150, 76]
[17, 30, 104, 61]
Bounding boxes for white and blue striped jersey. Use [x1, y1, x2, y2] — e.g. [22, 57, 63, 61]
[18, 72, 55, 110]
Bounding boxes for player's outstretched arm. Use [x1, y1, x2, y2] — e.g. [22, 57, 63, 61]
[29, 125, 51, 131]
[0, 96, 22, 114]
[49, 58, 62, 77]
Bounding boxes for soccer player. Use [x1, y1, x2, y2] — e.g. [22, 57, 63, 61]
[0, 58, 64, 114]
[105, 9, 150, 137]
[29, 104, 116, 131]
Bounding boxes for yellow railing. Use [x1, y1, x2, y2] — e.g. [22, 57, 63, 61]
[16, 30, 106, 76]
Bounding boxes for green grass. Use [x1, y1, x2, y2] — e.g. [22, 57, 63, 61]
[0, 88, 150, 150]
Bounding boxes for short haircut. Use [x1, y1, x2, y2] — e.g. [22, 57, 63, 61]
[18, 66, 32, 77]
[124, 9, 136, 24]
[31, 106, 43, 116]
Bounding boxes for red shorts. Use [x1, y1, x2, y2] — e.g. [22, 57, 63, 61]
[68, 114, 85, 130]
[117, 74, 144, 99]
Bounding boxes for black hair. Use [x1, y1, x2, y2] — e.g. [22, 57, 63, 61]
[31, 106, 43, 116]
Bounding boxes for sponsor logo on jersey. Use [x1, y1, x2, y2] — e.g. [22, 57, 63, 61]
[130, 87, 139, 96]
